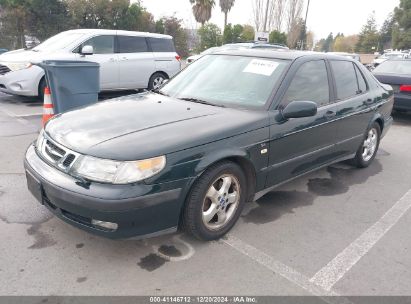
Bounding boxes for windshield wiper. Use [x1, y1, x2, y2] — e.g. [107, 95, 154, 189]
[179, 97, 225, 108]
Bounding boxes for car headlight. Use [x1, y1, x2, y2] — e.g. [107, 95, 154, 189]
[71, 155, 166, 184]
[3, 62, 32, 71]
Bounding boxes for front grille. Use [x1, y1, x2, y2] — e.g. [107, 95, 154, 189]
[62, 154, 76, 167]
[46, 140, 66, 156]
[38, 135, 79, 171]
[0, 64, 11, 75]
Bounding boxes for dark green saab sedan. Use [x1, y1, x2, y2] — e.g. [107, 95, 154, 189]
[24, 50, 394, 241]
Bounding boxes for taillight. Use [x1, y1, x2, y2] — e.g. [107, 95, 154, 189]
[400, 85, 411, 92]
[175, 55, 181, 61]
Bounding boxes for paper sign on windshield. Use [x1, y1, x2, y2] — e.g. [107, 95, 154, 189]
[243, 59, 279, 76]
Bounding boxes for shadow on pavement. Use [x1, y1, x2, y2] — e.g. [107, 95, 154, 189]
[392, 111, 411, 126]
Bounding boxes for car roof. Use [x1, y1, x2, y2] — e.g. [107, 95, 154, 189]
[61, 29, 172, 39]
[212, 49, 356, 61]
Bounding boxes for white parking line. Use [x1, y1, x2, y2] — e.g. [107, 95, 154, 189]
[222, 235, 353, 304]
[310, 188, 411, 291]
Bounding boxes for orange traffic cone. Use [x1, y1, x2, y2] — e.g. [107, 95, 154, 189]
[42, 87, 54, 126]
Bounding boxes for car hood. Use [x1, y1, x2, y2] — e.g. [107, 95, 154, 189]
[0, 49, 63, 62]
[45, 93, 269, 160]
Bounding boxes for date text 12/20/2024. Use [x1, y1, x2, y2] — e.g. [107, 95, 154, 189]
[149, 297, 257, 303]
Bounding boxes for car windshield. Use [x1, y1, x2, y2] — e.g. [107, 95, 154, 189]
[373, 60, 411, 74]
[32, 32, 86, 52]
[160, 54, 290, 109]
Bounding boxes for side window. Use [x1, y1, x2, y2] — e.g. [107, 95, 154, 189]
[74, 35, 115, 54]
[330, 60, 359, 100]
[118, 36, 148, 53]
[354, 64, 368, 93]
[282, 60, 330, 108]
[148, 38, 175, 52]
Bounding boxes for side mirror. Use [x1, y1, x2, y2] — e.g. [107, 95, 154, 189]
[281, 100, 318, 119]
[81, 45, 94, 55]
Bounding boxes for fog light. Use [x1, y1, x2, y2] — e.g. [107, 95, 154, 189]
[91, 219, 118, 231]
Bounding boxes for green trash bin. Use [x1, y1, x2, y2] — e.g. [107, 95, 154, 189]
[35, 60, 100, 114]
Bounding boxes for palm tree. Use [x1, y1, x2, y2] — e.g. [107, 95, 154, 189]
[189, 0, 215, 26]
[219, 0, 235, 28]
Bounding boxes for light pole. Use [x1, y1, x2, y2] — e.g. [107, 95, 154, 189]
[303, 0, 311, 50]
[263, 0, 270, 32]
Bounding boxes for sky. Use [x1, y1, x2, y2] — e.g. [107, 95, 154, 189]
[138, 0, 400, 41]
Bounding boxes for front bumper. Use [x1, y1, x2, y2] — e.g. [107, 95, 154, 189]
[0, 66, 43, 96]
[394, 94, 411, 111]
[24, 144, 190, 239]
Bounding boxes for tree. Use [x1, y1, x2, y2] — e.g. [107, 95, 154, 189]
[0, 0, 31, 48]
[27, 0, 71, 41]
[287, 0, 304, 34]
[189, 0, 215, 26]
[333, 35, 359, 52]
[380, 13, 394, 51]
[223, 23, 243, 43]
[197, 23, 222, 51]
[287, 17, 305, 48]
[271, 0, 287, 32]
[393, 0, 411, 49]
[323, 32, 334, 52]
[161, 16, 189, 57]
[269, 30, 287, 45]
[355, 12, 379, 53]
[219, 0, 235, 28]
[241, 25, 255, 41]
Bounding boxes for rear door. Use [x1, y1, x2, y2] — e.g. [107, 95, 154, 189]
[148, 37, 181, 78]
[117, 35, 155, 89]
[74, 35, 118, 90]
[330, 60, 375, 156]
[266, 59, 339, 186]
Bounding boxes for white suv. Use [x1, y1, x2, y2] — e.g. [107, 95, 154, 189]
[0, 29, 181, 97]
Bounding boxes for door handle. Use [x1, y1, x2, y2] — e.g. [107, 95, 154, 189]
[324, 110, 336, 118]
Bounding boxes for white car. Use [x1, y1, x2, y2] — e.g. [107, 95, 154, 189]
[372, 52, 409, 68]
[0, 29, 181, 97]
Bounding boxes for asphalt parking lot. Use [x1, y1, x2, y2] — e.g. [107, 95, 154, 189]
[0, 92, 411, 297]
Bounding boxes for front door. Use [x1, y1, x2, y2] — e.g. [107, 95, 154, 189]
[75, 35, 119, 90]
[266, 59, 339, 186]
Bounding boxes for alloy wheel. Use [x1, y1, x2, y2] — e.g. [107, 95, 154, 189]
[202, 174, 241, 231]
[362, 128, 378, 162]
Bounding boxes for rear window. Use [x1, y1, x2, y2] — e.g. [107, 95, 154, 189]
[118, 36, 148, 53]
[148, 38, 175, 52]
[330, 61, 359, 100]
[374, 60, 411, 75]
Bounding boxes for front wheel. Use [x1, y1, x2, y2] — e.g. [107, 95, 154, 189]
[350, 122, 381, 168]
[182, 161, 247, 241]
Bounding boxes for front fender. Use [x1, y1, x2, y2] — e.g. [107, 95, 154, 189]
[194, 148, 249, 175]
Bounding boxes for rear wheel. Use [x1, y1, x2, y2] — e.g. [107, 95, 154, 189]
[350, 122, 381, 168]
[148, 73, 167, 90]
[182, 161, 246, 241]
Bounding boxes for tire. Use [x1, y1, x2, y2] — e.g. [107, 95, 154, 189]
[182, 161, 247, 241]
[148, 72, 167, 91]
[350, 122, 381, 168]
[38, 78, 46, 100]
